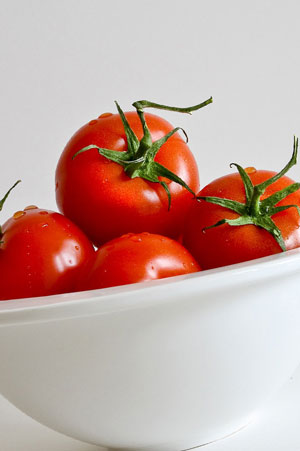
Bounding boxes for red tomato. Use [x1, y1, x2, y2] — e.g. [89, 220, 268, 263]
[79, 232, 201, 290]
[55, 111, 199, 246]
[0, 206, 95, 301]
[183, 168, 300, 270]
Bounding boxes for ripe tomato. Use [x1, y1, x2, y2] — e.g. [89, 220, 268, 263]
[79, 232, 201, 290]
[0, 206, 95, 301]
[55, 100, 208, 246]
[183, 140, 300, 269]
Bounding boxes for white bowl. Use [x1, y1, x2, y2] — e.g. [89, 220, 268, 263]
[1, 249, 300, 451]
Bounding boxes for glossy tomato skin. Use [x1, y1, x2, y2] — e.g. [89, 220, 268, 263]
[79, 232, 201, 291]
[0, 207, 95, 301]
[55, 111, 199, 247]
[183, 170, 300, 270]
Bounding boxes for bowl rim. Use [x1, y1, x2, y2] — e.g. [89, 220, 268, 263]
[1, 248, 300, 325]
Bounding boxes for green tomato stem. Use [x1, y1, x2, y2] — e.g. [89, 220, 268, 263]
[74, 96, 212, 208]
[249, 185, 263, 216]
[132, 97, 213, 114]
[0, 180, 21, 242]
[198, 136, 300, 251]
[0, 180, 21, 212]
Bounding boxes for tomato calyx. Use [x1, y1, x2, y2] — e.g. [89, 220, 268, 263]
[73, 97, 212, 209]
[0, 180, 21, 242]
[197, 137, 300, 251]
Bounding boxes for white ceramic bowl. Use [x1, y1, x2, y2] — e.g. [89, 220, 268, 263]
[1, 249, 300, 451]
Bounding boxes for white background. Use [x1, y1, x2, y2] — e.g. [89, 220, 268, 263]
[1, 0, 300, 450]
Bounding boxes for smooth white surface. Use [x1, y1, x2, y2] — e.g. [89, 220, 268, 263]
[0, 364, 300, 451]
[1, 0, 300, 216]
[1, 0, 300, 450]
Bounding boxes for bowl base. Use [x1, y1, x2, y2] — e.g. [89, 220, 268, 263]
[111, 417, 254, 451]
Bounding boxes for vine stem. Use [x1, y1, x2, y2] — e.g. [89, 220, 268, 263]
[133, 97, 213, 114]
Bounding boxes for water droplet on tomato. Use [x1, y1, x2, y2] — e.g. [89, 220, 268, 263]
[13, 210, 25, 219]
[98, 112, 113, 119]
[75, 245, 79, 251]
[130, 235, 142, 243]
[121, 233, 134, 239]
[89, 119, 98, 125]
[245, 166, 257, 174]
[24, 205, 38, 210]
[141, 232, 150, 236]
[101, 158, 113, 165]
[41, 223, 48, 228]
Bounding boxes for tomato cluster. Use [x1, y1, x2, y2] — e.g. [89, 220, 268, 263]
[2, 97, 300, 301]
